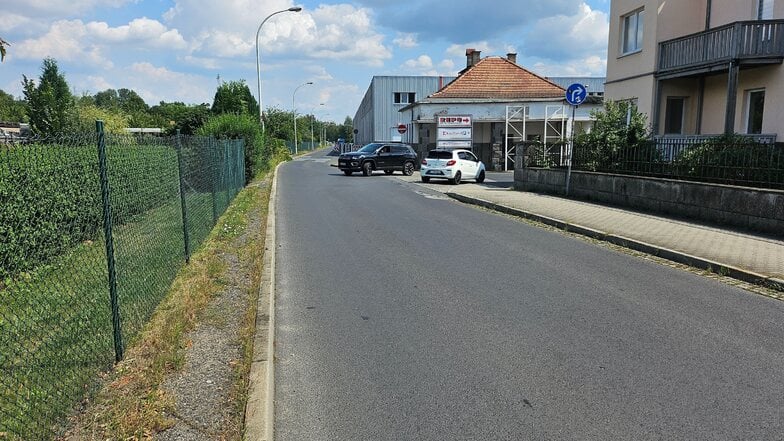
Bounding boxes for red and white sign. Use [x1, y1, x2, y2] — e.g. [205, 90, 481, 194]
[397, 124, 407, 134]
[437, 115, 472, 127]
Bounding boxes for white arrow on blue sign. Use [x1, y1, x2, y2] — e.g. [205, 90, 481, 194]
[565, 83, 588, 106]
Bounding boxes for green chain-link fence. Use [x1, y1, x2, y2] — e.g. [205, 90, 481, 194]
[0, 122, 245, 439]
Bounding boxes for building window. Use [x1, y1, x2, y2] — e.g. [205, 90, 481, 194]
[746, 89, 765, 134]
[757, 0, 774, 19]
[621, 9, 644, 54]
[393, 92, 416, 104]
[664, 97, 685, 134]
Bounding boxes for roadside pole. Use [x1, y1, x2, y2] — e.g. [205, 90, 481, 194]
[564, 83, 587, 196]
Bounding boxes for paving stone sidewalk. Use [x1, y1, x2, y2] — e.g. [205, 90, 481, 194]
[396, 175, 784, 286]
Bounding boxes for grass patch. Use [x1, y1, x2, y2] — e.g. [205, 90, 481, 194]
[63, 171, 274, 439]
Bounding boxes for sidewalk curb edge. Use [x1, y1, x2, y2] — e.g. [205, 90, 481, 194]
[446, 192, 784, 293]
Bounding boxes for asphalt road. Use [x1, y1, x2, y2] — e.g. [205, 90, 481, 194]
[273, 150, 784, 440]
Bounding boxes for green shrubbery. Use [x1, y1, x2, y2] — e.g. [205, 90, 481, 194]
[672, 134, 784, 185]
[198, 114, 263, 183]
[0, 142, 178, 280]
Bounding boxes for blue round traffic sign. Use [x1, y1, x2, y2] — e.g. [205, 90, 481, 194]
[565, 83, 587, 106]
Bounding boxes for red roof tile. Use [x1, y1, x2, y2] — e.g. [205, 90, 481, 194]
[431, 57, 565, 99]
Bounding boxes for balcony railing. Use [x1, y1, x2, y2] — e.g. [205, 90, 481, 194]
[658, 20, 784, 77]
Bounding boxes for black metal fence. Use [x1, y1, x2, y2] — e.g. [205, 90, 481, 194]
[521, 138, 784, 190]
[0, 124, 245, 439]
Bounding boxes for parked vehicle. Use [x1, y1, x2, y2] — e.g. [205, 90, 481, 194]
[420, 149, 486, 184]
[338, 142, 418, 176]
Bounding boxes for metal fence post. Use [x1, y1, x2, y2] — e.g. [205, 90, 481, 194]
[175, 129, 191, 263]
[96, 120, 124, 362]
[211, 138, 219, 224]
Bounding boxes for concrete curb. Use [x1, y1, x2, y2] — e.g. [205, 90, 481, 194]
[245, 162, 282, 441]
[446, 192, 784, 293]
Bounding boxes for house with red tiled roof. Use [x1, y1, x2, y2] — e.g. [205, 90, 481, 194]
[398, 50, 603, 170]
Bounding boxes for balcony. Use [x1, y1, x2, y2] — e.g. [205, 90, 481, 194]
[657, 20, 784, 79]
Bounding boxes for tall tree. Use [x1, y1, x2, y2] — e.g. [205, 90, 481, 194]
[211, 80, 258, 115]
[22, 58, 74, 136]
[117, 88, 148, 114]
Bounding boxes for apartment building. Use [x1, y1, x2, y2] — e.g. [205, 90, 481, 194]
[605, 0, 783, 139]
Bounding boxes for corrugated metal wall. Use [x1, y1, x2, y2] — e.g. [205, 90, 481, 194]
[353, 76, 456, 145]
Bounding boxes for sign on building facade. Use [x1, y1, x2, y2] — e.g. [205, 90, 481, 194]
[436, 115, 472, 149]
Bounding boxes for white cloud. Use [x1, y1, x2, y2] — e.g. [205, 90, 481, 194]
[393, 33, 418, 48]
[403, 55, 433, 70]
[445, 41, 495, 58]
[14, 20, 112, 68]
[85, 18, 187, 49]
[86, 75, 113, 91]
[523, 3, 608, 60]
[164, 1, 391, 66]
[128, 62, 213, 103]
[531, 54, 607, 77]
[2, 0, 133, 19]
[12, 18, 186, 67]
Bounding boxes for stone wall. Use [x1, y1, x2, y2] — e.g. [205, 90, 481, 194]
[513, 167, 784, 236]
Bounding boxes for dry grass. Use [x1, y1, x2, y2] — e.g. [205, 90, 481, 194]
[64, 174, 273, 440]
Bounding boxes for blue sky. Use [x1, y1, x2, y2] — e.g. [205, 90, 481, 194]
[0, 0, 610, 123]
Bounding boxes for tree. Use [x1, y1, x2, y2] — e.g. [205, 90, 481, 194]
[22, 58, 74, 136]
[262, 106, 294, 141]
[336, 116, 354, 142]
[574, 100, 652, 172]
[0, 37, 8, 62]
[211, 80, 258, 115]
[149, 101, 210, 135]
[0, 90, 27, 122]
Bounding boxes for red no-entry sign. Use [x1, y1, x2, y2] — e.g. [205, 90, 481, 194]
[397, 124, 407, 134]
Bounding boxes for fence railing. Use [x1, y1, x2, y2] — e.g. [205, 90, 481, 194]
[520, 138, 784, 189]
[0, 125, 245, 439]
[658, 19, 784, 75]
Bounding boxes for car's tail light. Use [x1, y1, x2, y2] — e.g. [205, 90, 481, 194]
[446, 159, 456, 166]
[421, 159, 427, 165]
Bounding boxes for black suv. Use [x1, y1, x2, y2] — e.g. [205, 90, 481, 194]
[338, 142, 418, 176]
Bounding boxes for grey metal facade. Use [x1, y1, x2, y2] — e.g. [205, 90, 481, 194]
[353, 76, 456, 145]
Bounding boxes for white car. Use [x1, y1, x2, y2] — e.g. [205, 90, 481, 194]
[419, 149, 486, 184]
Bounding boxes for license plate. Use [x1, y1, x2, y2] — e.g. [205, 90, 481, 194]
[427, 170, 443, 175]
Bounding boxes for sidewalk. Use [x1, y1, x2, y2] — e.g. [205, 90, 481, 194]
[396, 174, 784, 292]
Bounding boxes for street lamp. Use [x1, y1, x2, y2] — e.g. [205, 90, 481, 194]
[292, 81, 313, 154]
[256, 6, 302, 133]
[321, 113, 330, 146]
[311, 103, 325, 150]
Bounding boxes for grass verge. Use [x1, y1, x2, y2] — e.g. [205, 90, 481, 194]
[62, 170, 273, 439]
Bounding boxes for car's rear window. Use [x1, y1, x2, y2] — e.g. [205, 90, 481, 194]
[427, 150, 453, 159]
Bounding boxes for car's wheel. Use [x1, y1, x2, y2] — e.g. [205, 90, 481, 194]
[475, 170, 485, 183]
[421, 176, 430, 183]
[451, 171, 461, 185]
[362, 161, 373, 176]
[403, 161, 415, 176]
[384, 169, 394, 175]
[343, 170, 352, 176]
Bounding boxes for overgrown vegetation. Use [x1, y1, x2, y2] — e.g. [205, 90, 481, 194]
[573, 100, 653, 172]
[672, 134, 784, 186]
[64, 170, 273, 440]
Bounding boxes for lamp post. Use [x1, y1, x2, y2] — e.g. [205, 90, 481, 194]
[321, 113, 330, 146]
[292, 81, 313, 154]
[311, 103, 324, 150]
[256, 6, 302, 133]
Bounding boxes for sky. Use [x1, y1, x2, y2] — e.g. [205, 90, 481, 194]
[0, 0, 610, 123]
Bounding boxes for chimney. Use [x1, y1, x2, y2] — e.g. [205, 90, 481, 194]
[465, 48, 475, 68]
[507, 53, 517, 64]
[472, 50, 481, 66]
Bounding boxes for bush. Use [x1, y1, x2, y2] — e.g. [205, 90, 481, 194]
[672, 134, 784, 186]
[0, 141, 178, 280]
[198, 114, 263, 183]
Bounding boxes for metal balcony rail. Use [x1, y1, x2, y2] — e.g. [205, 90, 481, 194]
[658, 20, 784, 75]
